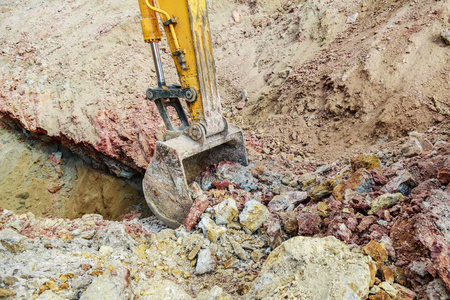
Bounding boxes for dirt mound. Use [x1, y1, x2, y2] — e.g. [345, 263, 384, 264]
[216, 0, 449, 161]
[1, 0, 448, 173]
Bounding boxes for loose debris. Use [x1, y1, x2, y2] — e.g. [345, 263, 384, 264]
[0, 133, 448, 299]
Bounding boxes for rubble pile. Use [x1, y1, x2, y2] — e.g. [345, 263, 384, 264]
[0, 133, 449, 299]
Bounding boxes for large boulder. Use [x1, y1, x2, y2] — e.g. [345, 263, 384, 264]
[246, 236, 375, 299]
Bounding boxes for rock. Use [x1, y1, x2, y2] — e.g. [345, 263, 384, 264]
[409, 261, 428, 277]
[190, 181, 203, 199]
[211, 179, 234, 190]
[297, 173, 316, 190]
[363, 240, 388, 263]
[38, 290, 66, 300]
[380, 265, 394, 283]
[198, 216, 226, 243]
[393, 267, 408, 286]
[392, 283, 416, 300]
[196, 248, 217, 275]
[425, 279, 450, 300]
[93, 223, 137, 250]
[0, 228, 27, 253]
[441, 29, 450, 45]
[227, 221, 241, 230]
[369, 285, 381, 295]
[279, 211, 298, 236]
[236, 102, 245, 110]
[0, 288, 15, 297]
[283, 191, 308, 206]
[326, 222, 353, 243]
[99, 245, 114, 256]
[369, 290, 391, 300]
[381, 170, 417, 196]
[431, 240, 450, 291]
[267, 191, 308, 213]
[358, 216, 376, 232]
[310, 178, 337, 201]
[351, 155, 382, 172]
[246, 236, 375, 299]
[3, 276, 18, 286]
[380, 236, 396, 260]
[72, 276, 94, 294]
[295, 205, 321, 236]
[378, 281, 398, 298]
[241, 89, 249, 102]
[187, 241, 203, 260]
[136, 279, 192, 300]
[239, 200, 270, 233]
[80, 230, 96, 240]
[232, 10, 241, 23]
[369, 193, 404, 215]
[80, 266, 132, 300]
[317, 201, 329, 217]
[346, 12, 358, 23]
[264, 215, 284, 249]
[267, 195, 293, 213]
[223, 258, 238, 268]
[333, 169, 374, 202]
[184, 194, 209, 231]
[231, 240, 247, 260]
[251, 249, 264, 263]
[197, 285, 231, 300]
[213, 198, 238, 225]
[401, 138, 422, 157]
[437, 168, 450, 186]
[216, 162, 257, 191]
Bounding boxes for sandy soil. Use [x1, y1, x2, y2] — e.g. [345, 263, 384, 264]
[209, 0, 450, 162]
[0, 124, 147, 220]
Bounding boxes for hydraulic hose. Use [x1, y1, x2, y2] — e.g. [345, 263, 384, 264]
[144, 0, 181, 51]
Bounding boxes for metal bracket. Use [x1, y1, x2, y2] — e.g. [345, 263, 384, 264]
[172, 50, 188, 70]
[163, 18, 177, 26]
[146, 86, 197, 102]
[153, 97, 190, 134]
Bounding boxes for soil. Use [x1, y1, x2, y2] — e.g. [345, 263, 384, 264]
[210, 0, 450, 162]
[0, 123, 148, 220]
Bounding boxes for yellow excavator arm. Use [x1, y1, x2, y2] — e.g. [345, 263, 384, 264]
[137, 0, 247, 228]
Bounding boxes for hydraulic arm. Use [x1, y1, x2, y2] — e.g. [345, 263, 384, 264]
[138, 0, 247, 228]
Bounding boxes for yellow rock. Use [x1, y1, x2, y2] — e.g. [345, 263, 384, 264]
[134, 244, 148, 260]
[311, 179, 337, 201]
[363, 240, 388, 263]
[317, 202, 329, 217]
[351, 155, 381, 172]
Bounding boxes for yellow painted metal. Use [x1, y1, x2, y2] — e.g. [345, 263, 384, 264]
[138, 0, 161, 43]
[157, 0, 203, 124]
[144, 0, 181, 52]
[157, 0, 224, 134]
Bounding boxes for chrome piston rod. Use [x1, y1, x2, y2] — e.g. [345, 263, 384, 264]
[151, 42, 166, 87]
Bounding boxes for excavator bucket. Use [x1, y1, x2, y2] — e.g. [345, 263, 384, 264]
[137, 0, 247, 227]
[143, 124, 247, 228]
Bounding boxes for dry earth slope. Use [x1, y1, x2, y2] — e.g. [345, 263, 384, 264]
[0, 0, 448, 175]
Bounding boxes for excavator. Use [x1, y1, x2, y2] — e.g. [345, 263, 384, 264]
[137, 0, 248, 228]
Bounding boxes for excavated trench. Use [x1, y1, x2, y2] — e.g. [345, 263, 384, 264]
[0, 124, 149, 221]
